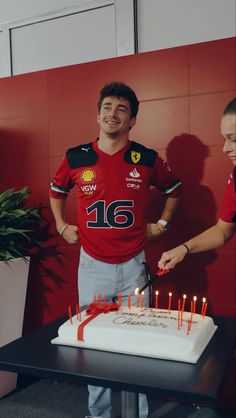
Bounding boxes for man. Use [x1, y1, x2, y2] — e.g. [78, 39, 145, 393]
[158, 97, 236, 271]
[50, 81, 181, 418]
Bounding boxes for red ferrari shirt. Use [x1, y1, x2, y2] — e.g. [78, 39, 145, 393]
[219, 168, 236, 223]
[50, 139, 182, 263]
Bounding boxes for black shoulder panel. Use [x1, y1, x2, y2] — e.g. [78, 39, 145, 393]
[66, 143, 98, 168]
[124, 141, 157, 167]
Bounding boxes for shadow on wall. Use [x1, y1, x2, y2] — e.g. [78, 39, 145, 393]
[146, 134, 217, 312]
[0, 129, 65, 332]
[23, 217, 67, 333]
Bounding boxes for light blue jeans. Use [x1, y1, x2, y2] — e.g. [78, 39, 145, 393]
[78, 247, 149, 418]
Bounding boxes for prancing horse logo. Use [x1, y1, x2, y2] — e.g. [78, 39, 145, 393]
[131, 151, 141, 164]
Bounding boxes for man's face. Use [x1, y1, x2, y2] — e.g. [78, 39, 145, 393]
[221, 113, 236, 166]
[97, 96, 136, 137]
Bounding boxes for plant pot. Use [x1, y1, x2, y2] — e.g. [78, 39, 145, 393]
[0, 257, 30, 398]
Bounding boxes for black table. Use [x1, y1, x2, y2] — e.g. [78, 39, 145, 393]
[0, 315, 235, 417]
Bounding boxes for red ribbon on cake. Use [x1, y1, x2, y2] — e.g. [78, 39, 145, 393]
[77, 302, 119, 341]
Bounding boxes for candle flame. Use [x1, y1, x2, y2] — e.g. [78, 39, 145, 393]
[155, 290, 159, 295]
[169, 292, 172, 297]
[183, 294, 187, 299]
[141, 291, 144, 295]
[202, 297, 206, 303]
[193, 296, 197, 301]
[135, 287, 139, 295]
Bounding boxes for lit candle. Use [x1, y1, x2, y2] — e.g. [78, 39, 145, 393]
[127, 293, 131, 309]
[182, 294, 187, 312]
[68, 305, 73, 324]
[190, 300, 194, 321]
[201, 297, 206, 316]
[168, 292, 172, 312]
[203, 302, 208, 318]
[98, 293, 101, 304]
[193, 296, 197, 314]
[135, 288, 140, 308]
[76, 303, 79, 320]
[155, 290, 159, 309]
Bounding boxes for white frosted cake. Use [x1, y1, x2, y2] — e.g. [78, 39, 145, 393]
[51, 303, 217, 363]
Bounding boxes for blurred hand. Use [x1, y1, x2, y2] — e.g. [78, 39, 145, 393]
[146, 222, 166, 240]
[158, 245, 188, 270]
[61, 224, 79, 244]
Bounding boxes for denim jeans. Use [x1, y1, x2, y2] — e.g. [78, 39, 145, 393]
[78, 247, 149, 418]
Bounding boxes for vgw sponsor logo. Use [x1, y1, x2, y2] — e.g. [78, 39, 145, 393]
[81, 184, 97, 195]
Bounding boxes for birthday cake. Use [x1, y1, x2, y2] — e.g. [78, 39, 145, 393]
[51, 303, 217, 363]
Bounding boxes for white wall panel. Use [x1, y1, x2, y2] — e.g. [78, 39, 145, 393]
[0, 0, 110, 23]
[0, 30, 11, 77]
[11, 5, 116, 75]
[138, 0, 236, 52]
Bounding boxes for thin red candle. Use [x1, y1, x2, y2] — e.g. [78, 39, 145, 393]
[140, 291, 144, 308]
[135, 288, 140, 308]
[98, 293, 101, 304]
[182, 294, 187, 312]
[193, 296, 197, 314]
[186, 319, 192, 335]
[201, 297, 206, 316]
[168, 292, 172, 312]
[76, 303, 81, 321]
[127, 293, 131, 309]
[118, 292, 122, 306]
[155, 290, 159, 309]
[202, 302, 208, 318]
[68, 305, 73, 324]
[190, 300, 193, 321]
[177, 298, 181, 330]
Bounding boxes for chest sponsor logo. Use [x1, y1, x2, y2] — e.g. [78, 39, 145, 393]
[126, 167, 142, 189]
[81, 184, 97, 194]
[80, 168, 97, 195]
[129, 168, 140, 178]
[131, 151, 141, 164]
[80, 168, 96, 182]
[127, 183, 140, 190]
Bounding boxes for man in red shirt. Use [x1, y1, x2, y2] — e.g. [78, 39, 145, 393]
[50, 81, 181, 418]
[158, 97, 236, 270]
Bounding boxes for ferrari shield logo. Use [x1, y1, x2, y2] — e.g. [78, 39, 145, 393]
[131, 151, 141, 164]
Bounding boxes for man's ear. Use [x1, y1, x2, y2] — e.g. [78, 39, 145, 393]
[129, 117, 136, 129]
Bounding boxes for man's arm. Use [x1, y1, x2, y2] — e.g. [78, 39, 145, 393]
[158, 219, 236, 270]
[147, 196, 180, 239]
[50, 196, 78, 244]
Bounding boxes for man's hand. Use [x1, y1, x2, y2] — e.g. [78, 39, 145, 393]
[146, 222, 166, 240]
[158, 245, 188, 270]
[60, 224, 79, 244]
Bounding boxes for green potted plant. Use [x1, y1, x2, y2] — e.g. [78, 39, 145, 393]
[0, 186, 40, 260]
[0, 186, 40, 398]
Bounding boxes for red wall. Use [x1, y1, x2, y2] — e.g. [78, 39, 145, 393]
[0, 36, 235, 409]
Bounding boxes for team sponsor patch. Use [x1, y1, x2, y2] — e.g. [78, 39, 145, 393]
[80, 169, 96, 183]
[129, 168, 140, 178]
